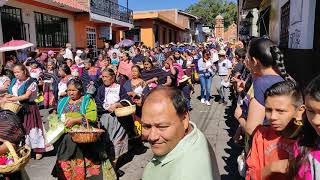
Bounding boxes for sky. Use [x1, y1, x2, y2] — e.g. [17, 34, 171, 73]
[119, 0, 199, 11]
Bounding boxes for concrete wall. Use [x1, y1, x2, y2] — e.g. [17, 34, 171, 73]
[2, 0, 76, 48]
[288, 0, 316, 49]
[74, 15, 125, 49]
[267, 0, 316, 49]
[177, 13, 190, 29]
[138, 19, 154, 48]
[158, 10, 177, 23]
[224, 23, 237, 42]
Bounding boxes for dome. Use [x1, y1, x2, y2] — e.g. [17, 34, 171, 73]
[216, 14, 224, 20]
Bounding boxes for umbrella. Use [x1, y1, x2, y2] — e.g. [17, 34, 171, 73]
[118, 39, 134, 47]
[0, 40, 34, 52]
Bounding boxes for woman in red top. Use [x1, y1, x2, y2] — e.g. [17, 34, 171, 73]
[246, 81, 305, 180]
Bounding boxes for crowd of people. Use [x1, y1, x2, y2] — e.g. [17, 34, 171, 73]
[0, 36, 319, 180]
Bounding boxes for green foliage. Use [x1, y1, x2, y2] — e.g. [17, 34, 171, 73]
[186, 0, 237, 29]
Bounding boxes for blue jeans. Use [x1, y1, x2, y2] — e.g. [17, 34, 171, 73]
[199, 75, 212, 101]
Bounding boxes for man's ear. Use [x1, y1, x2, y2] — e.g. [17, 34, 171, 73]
[295, 104, 306, 120]
[182, 112, 190, 131]
[252, 57, 259, 67]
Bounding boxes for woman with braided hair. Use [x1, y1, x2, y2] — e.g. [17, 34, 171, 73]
[234, 37, 293, 137]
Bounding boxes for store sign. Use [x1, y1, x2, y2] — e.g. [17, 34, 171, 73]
[99, 26, 112, 40]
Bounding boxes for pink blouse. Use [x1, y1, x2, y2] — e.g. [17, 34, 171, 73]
[117, 60, 133, 79]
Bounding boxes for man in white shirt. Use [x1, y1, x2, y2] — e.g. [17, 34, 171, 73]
[63, 43, 73, 60]
[216, 50, 232, 104]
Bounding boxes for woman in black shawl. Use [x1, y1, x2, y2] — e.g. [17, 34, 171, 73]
[0, 109, 25, 180]
[140, 58, 172, 89]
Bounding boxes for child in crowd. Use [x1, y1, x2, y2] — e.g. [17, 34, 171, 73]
[111, 52, 120, 66]
[43, 61, 58, 109]
[178, 75, 194, 111]
[292, 74, 320, 179]
[28, 61, 42, 81]
[246, 81, 305, 180]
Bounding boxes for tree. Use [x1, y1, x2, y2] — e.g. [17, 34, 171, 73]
[186, 0, 237, 29]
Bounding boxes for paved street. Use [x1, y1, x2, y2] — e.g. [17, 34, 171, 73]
[25, 76, 242, 180]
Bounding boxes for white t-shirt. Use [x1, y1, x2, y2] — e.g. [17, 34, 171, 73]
[103, 84, 120, 109]
[63, 48, 73, 60]
[218, 59, 232, 76]
[210, 49, 219, 63]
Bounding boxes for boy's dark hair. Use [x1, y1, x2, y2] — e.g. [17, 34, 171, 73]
[264, 80, 303, 107]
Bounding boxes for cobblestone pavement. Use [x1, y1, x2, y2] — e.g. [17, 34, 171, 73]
[25, 76, 242, 180]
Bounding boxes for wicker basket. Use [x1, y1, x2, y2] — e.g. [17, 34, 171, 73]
[115, 100, 136, 117]
[1, 102, 22, 113]
[0, 141, 31, 174]
[68, 115, 105, 144]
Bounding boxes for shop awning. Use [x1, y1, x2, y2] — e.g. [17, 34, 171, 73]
[242, 0, 262, 10]
[53, 0, 88, 11]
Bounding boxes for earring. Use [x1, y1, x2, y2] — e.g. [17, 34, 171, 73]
[294, 118, 303, 126]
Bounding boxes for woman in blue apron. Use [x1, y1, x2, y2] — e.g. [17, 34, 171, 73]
[6, 64, 48, 160]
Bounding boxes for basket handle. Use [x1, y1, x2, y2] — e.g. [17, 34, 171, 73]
[120, 99, 132, 106]
[3, 141, 19, 163]
[81, 114, 90, 130]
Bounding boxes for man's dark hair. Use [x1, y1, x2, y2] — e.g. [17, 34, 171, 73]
[235, 48, 246, 60]
[145, 86, 188, 118]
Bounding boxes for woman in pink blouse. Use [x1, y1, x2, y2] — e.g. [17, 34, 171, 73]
[117, 52, 133, 85]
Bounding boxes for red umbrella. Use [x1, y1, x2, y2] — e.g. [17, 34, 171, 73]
[0, 40, 34, 52]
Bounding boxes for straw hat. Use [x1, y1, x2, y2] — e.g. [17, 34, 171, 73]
[218, 50, 226, 56]
[179, 75, 190, 83]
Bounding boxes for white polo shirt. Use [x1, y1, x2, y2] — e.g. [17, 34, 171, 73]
[218, 59, 232, 76]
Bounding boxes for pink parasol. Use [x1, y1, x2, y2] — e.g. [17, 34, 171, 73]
[0, 40, 34, 52]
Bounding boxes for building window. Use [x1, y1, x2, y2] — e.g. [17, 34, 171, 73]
[35, 12, 68, 48]
[86, 27, 98, 58]
[280, 1, 290, 48]
[259, 7, 270, 37]
[1, 6, 25, 42]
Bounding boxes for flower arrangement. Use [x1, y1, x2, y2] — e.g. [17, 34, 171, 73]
[0, 152, 14, 165]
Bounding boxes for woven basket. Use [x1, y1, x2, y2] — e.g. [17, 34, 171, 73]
[115, 100, 136, 117]
[68, 115, 105, 144]
[1, 102, 22, 113]
[0, 141, 31, 174]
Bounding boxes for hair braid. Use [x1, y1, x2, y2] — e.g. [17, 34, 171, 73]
[270, 46, 292, 81]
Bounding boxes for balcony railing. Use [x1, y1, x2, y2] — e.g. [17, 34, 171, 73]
[90, 0, 133, 24]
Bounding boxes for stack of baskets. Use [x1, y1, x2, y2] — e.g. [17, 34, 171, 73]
[115, 100, 136, 117]
[68, 115, 105, 144]
[0, 141, 31, 174]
